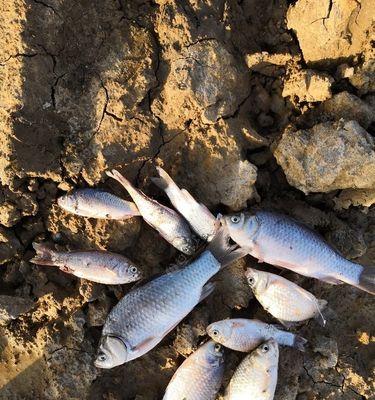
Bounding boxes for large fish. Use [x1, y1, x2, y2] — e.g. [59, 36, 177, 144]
[245, 268, 327, 326]
[57, 188, 140, 219]
[31, 243, 142, 284]
[163, 340, 224, 400]
[94, 230, 242, 368]
[225, 339, 279, 400]
[221, 211, 375, 294]
[151, 167, 220, 241]
[106, 169, 195, 255]
[207, 318, 307, 352]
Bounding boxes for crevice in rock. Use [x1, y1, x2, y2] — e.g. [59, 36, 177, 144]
[32, 0, 59, 15]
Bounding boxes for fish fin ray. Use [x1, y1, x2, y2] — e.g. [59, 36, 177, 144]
[30, 242, 57, 266]
[276, 319, 296, 329]
[357, 266, 375, 295]
[293, 335, 308, 352]
[199, 282, 216, 303]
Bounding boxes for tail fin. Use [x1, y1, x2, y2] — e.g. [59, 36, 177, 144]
[30, 242, 58, 266]
[293, 335, 308, 352]
[357, 266, 375, 295]
[315, 299, 328, 326]
[106, 170, 140, 201]
[207, 228, 247, 268]
[151, 167, 178, 192]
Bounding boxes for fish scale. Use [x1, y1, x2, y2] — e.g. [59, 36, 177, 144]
[101, 251, 221, 362]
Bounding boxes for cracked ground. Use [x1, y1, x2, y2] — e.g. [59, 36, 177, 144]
[0, 0, 374, 399]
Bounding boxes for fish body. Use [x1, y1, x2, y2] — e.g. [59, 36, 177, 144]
[106, 169, 195, 255]
[95, 251, 219, 368]
[152, 167, 220, 241]
[57, 188, 140, 219]
[31, 243, 142, 284]
[245, 268, 326, 325]
[225, 339, 279, 400]
[207, 318, 306, 352]
[222, 211, 375, 294]
[163, 341, 224, 400]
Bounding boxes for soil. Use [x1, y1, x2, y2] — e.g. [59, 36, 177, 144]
[0, 0, 374, 399]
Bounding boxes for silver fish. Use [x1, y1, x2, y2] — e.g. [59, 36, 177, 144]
[31, 243, 142, 284]
[163, 340, 224, 400]
[245, 268, 327, 326]
[225, 339, 279, 400]
[106, 169, 195, 255]
[221, 211, 375, 295]
[151, 167, 220, 241]
[94, 231, 242, 368]
[207, 318, 307, 352]
[57, 188, 140, 219]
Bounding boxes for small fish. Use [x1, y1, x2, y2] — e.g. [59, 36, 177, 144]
[94, 230, 242, 368]
[225, 339, 279, 400]
[106, 169, 195, 255]
[31, 243, 142, 285]
[221, 211, 375, 295]
[163, 341, 224, 400]
[151, 167, 220, 241]
[207, 318, 307, 352]
[245, 268, 327, 326]
[57, 188, 140, 220]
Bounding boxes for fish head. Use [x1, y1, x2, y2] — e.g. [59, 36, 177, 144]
[207, 320, 233, 345]
[94, 335, 128, 369]
[172, 236, 196, 255]
[57, 193, 77, 212]
[202, 341, 225, 367]
[124, 264, 143, 282]
[220, 213, 258, 246]
[253, 339, 279, 368]
[245, 268, 269, 294]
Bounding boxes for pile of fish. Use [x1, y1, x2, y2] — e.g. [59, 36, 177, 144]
[31, 167, 375, 399]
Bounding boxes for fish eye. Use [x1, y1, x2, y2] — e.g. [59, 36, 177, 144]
[247, 277, 255, 285]
[212, 329, 219, 336]
[230, 215, 241, 224]
[262, 344, 269, 353]
[214, 344, 222, 352]
[98, 352, 107, 362]
[130, 266, 138, 274]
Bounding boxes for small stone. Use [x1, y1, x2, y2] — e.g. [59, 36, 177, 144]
[257, 112, 274, 128]
[0, 295, 34, 326]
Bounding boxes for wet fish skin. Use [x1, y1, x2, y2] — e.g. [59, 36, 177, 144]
[163, 341, 224, 400]
[57, 188, 140, 220]
[151, 166, 220, 241]
[245, 268, 327, 325]
[225, 339, 279, 400]
[207, 318, 307, 352]
[106, 169, 195, 255]
[31, 242, 142, 284]
[222, 211, 375, 294]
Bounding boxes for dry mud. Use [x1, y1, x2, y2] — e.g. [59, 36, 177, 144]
[0, 0, 374, 399]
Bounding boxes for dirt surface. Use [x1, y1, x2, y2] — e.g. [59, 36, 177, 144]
[0, 0, 374, 399]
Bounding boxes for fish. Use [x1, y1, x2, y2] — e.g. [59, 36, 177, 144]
[94, 230, 243, 368]
[151, 167, 220, 241]
[207, 318, 307, 352]
[57, 188, 140, 219]
[163, 340, 224, 400]
[221, 211, 375, 295]
[30, 243, 142, 285]
[225, 339, 279, 400]
[245, 268, 327, 326]
[106, 169, 195, 255]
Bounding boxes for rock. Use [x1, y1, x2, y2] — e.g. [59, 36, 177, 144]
[245, 52, 292, 77]
[349, 59, 375, 95]
[87, 295, 111, 327]
[78, 279, 105, 303]
[287, 0, 373, 66]
[334, 189, 375, 210]
[0, 295, 34, 325]
[274, 120, 375, 193]
[301, 91, 375, 129]
[0, 227, 21, 265]
[282, 69, 333, 103]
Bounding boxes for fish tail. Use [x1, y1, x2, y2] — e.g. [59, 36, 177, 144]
[315, 299, 328, 326]
[151, 167, 178, 193]
[106, 169, 140, 202]
[30, 242, 58, 266]
[207, 228, 247, 268]
[293, 335, 308, 352]
[357, 266, 375, 295]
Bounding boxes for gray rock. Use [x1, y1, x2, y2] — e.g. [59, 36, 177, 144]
[0, 295, 34, 325]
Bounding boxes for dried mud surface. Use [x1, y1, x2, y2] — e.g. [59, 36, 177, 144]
[0, 1, 374, 399]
